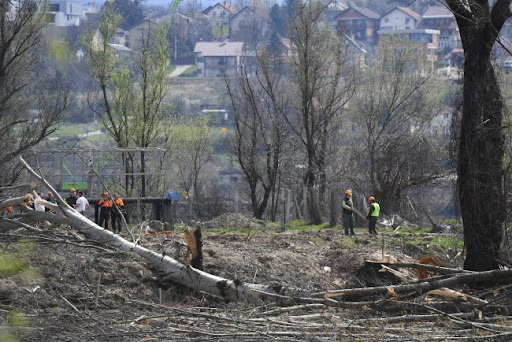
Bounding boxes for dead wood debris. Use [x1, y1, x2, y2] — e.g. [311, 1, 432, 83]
[4, 228, 512, 341]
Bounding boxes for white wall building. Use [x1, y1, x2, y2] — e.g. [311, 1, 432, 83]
[379, 6, 421, 31]
[46, 1, 81, 26]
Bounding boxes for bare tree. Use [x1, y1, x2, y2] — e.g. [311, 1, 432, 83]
[445, 0, 510, 271]
[349, 36, 446, 214]
[166, 115, 213, 218]
[0, 0, 68, 183]
[226, 49, 292, 220]
[81, 9, 136, 192]
[284, 0, 356, 224]
[82, 8, 172, 198]
[131, 21, 173, 198]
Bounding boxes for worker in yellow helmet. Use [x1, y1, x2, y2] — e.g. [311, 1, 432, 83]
[367, 196, 380, 235]
[342, 189, 355, 236]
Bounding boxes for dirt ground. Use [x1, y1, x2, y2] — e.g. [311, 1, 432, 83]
[0, 219, 468, 341]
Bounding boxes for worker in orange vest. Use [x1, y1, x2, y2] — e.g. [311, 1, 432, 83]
[97, 192, 112, 230]
[111, 193, 125, 234]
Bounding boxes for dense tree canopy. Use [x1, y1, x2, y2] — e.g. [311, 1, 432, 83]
[104, 0, 144, 30]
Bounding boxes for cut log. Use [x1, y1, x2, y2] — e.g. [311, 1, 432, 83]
[184, 226, 203, 270]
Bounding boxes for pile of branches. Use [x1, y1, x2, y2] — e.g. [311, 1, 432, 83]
[15, 283, 512, 341]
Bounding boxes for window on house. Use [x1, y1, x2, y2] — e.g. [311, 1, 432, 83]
[70, 4, 72, 12]
[385, 18, 389, 23]
[49, 4, 59, 11]
[67, 15, 70, 21]
[405, 18, 410, 24]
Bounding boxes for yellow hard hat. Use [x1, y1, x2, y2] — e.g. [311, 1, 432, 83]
[345, 189, 352, 195]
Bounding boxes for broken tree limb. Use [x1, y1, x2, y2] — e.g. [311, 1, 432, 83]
[366, 260, 472, 275]
[312, 269, 512, 299]
[380, 264, 487, 305]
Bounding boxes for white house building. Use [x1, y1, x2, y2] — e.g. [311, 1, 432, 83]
[194, 41, 245, 77]
[202, 2, 238, 27]
[416, 5, 461, 51]
[46, 1, 81, 26]
[379, 6, 421, 31]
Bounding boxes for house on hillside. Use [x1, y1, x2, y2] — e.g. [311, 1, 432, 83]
[45, 0, 82, 26]
[230, 5, 270, 46]
[203, 2, 238, 27]
[112, 28, 127, 46]
[90, 29, 132, 57]
[194, 41, 245, 77]
[334, 5, 380, 46]
[108, 43, 132, 57]
[416, 5, 461, 53]
[380, 6, 421, 31]
[126, 18, 163, 51]
[322, 1, 349, 29]
[377, 28, 440, 73]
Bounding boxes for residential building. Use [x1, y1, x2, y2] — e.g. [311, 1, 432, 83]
[126, 18, 163, 51]
[108, 43, 132, 57]
[203, 2, 238, 27]
[230, 5, 270, 46]
[40, 0, 81, 26]
[323, 1, 349, 29]
[112, 28, 127, 46]
[194, 41, 245, 77]
[334, 5, 380, 45]
[377, 29, 440, 73]
[416, 5, 461, 52]
[380, 6, 421, 31]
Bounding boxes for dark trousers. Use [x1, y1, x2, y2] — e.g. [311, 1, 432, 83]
[99, 214, 110, 229]
[111, 212, 121, 232]
[368, 217, 378, 234]
[343, 213, 355, 235]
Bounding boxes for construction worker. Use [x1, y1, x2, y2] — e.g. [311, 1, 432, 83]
[111, 193, 124, 234]
[367, 196, 380, 235]
[97, 192, 112, 230]
[342, 189, 355, 236]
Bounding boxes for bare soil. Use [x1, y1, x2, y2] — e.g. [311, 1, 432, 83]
[1, 222, 467, 341]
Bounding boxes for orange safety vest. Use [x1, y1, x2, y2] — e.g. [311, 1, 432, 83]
[98, 199, 112, 208]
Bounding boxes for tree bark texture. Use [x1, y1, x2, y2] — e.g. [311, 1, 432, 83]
[447, 0, 511, 271]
